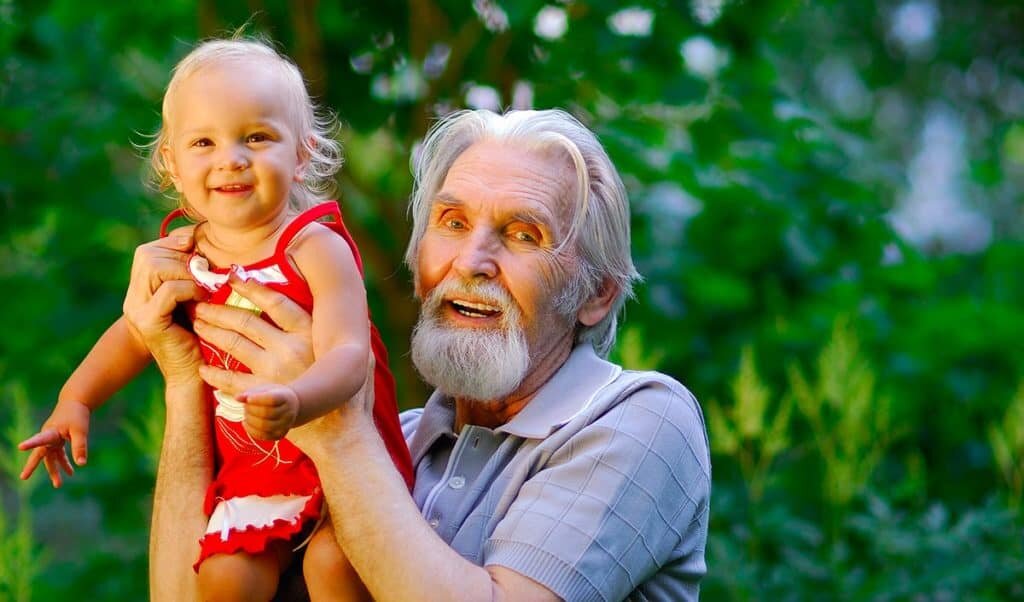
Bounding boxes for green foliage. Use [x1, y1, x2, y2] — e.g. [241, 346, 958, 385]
[121, 385, 166, 477]
[0, 385, 48, 602]
[2, 0, 1023, 598]
[611, 325, 666, 371]
[788, 317, 899, 528]
[707, 345, 792, 503]
[988, 382, 1024, 510]
[707, 489, 1024, 601]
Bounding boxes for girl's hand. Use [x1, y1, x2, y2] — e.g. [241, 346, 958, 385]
[122, 227, 205, 383]
[18, 400, 91, 488]
[237, 385, 301, 441]
[288, 354, 377, 462]
[195, 273, 315, 395]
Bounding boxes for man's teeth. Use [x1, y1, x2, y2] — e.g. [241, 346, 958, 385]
[452, 300, 500, 317]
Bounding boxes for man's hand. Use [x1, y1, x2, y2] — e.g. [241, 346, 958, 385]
[236, 385, 300, 441]
[286, 354, 377, 462]
[195, 273, 315, 395]
[122, 228, 205, 383]
[18, 400, 91, 487]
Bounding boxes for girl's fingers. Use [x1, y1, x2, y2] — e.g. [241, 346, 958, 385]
[18, 429, 63, 451]
[57, 449, 75, 476]
[20, 447, 47, 480]
[69, 424, 89, 466]
[43, 454, 65, 488]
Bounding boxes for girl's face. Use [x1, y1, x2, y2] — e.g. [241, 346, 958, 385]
[160, 60, 305, 234]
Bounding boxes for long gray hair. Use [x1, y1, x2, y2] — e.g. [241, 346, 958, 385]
[405, 109, 641, 357]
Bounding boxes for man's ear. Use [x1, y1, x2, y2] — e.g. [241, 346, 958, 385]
[577, 277, 619, 327]
[160, 145, 183, 192]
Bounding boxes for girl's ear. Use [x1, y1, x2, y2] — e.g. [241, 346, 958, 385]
[577, 277, 619, 327]
[160, 145, 183, 192]
[294, 138, 312, 183]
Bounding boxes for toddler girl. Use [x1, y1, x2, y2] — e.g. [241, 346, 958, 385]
[19, 37, 413, 601]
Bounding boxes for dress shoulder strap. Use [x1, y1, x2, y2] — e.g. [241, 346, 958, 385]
[159, 208, 192, 238]
[275, 201, 365, 276]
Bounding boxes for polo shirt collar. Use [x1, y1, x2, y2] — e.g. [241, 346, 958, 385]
[408, 344, 622, 464]
[407, 390, 457, 467]
[496, 343, 621, 439]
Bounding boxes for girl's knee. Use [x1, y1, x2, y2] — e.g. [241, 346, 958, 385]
[303, 526, 355, 580]
[197, 552, 280, 602]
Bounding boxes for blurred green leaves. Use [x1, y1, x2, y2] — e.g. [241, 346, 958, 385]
[988, 383, 1024, 511]
[2, 0, 1023, 599]
[0, 385, 49, 602]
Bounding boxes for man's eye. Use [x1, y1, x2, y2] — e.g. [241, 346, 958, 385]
[445, 218, 466, 230]
[511, 230, 538, 243]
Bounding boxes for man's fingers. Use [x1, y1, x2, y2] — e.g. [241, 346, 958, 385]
[150, 280, 206, 317]
[225, 276, 311, 334]
[193, 312, 263, 366]
[69, 425, 89, 466]
[18, 429, 63, 451]
[128, 232, 195, 295]
[129, 279, 205, 341]
[199, 365, 264, 397]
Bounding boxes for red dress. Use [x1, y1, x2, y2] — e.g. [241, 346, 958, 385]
[160, 201, 414, 569]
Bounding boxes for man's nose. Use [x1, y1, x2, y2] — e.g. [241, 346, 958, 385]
[452, 230, 499, 280]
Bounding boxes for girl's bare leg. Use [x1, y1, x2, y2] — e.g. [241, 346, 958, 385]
[304, 517, 371, 602]
[197, 541, 292, 602]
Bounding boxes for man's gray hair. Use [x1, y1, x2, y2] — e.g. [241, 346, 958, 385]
[405, 109, 641, 357]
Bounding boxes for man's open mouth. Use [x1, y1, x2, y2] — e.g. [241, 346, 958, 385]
[449, 299, 501, 318]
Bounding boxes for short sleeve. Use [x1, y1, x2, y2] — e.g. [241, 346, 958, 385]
[483, 380, 710, 602]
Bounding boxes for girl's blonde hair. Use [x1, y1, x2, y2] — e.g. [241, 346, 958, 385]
[147, 36, 342, 213]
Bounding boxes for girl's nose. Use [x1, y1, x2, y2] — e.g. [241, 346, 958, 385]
[217, 145, 249, 171]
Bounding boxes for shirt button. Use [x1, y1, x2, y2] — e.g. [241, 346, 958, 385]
[448, 476, 466, 490]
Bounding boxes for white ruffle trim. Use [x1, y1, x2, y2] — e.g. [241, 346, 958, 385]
[205, 494, 313, 542]
[188, 255, 288, 292]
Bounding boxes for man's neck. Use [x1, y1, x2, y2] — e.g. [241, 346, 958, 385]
[452, 335, 574, 432]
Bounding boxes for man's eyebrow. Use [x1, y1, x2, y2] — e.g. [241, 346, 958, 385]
[432, 192, 554, 226]
[433, 191, 463, 206]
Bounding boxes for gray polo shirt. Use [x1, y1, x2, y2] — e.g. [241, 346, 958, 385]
[401, 344, 711, 602]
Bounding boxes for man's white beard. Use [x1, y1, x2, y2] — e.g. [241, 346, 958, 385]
[410, 280, 530, 402]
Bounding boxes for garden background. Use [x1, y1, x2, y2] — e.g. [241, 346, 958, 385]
[1, 0, 1022, 599]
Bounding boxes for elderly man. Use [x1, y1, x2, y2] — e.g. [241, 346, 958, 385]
[129, 109, 710, 601]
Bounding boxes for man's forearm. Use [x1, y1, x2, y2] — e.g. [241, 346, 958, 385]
[149, 380, 213, 602]
[315, 420, 497, 602]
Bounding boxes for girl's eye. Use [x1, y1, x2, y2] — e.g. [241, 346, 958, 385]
[192, 138, 213, 148]
[246, 133, 268, 143]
